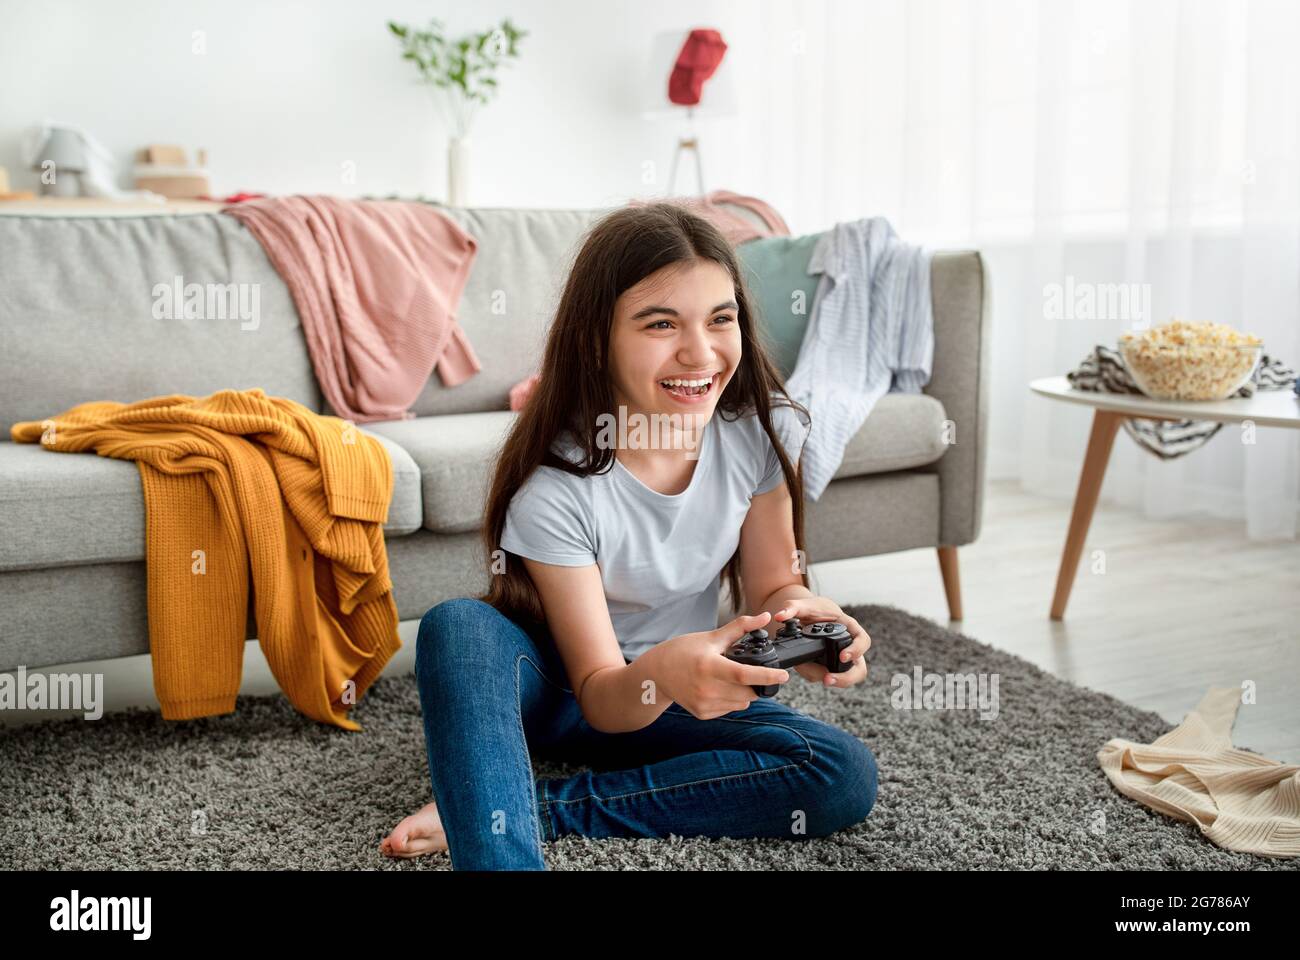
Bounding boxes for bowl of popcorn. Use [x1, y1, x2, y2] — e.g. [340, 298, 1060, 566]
[1118, 320, 1263, 401]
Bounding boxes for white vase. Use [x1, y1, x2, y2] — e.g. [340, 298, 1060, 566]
[448, 135, 471, 206]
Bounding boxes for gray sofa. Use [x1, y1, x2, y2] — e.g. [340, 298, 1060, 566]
[0, 204, 990, 675]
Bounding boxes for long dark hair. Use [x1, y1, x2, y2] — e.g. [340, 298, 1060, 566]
[478, 201, 811, 628]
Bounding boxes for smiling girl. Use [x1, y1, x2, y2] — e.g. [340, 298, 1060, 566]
[380, 202, 878, 869]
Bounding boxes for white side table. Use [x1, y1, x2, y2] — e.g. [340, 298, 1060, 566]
[1029, 375, 1300, 619]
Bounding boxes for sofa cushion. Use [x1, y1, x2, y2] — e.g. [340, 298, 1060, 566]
[363, 411, 516, 534]
[366, 397, 948, 535]
[0, 212, 323, 438]
[832, 392, 950, 479]
[736, 233, 823, 379]
[0, 430, 422, 573]
[0, 391, 947, 572]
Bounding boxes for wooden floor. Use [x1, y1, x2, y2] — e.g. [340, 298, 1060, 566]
[813, 477, 1300, 763]
[4, 479, 1297, 762]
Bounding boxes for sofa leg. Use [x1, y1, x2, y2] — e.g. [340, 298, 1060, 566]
[936, 546, 963, 621]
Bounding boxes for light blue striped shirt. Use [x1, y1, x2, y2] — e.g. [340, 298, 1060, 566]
[785, 218, 934, 500]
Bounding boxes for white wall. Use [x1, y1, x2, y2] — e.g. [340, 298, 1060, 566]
[4, 0, 1295, 531]
[0, 0, 779, 218]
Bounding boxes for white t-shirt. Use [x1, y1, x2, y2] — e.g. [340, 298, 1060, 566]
[498, 400, 811, 660]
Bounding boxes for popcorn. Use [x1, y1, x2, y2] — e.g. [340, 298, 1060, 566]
[1119, 320, 1263, 400]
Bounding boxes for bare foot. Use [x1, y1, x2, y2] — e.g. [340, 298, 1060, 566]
[380, 801, 448, 859]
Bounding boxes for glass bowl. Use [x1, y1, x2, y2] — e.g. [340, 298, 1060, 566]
[1118, 330, 1263, 401]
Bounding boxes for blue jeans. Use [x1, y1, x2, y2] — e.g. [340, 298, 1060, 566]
[414, 597, 879, 870]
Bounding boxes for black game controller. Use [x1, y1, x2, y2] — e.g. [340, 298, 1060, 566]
[725, 617, 855, 697]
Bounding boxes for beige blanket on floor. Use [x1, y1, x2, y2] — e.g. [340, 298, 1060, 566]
[1097, 686, 1300, 858]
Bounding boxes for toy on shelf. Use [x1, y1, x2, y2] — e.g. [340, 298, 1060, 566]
[133, 145, 213, 199]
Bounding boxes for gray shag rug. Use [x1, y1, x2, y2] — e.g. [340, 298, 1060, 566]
[2, 603, 1295, 871]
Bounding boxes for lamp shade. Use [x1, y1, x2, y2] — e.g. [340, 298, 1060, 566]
[642, 29, 738, 119]
[31, 127, 88, 174]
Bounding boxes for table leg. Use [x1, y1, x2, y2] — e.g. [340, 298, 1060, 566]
[1050, 409, 1123, 620]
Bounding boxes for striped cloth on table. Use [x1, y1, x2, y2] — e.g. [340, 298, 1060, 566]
[1066, 344, 1297, 460]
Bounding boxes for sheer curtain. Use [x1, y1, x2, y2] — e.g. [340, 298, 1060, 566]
[733, 0, 1299, 540]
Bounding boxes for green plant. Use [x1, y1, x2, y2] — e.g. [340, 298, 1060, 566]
[388, 18, 527, 138]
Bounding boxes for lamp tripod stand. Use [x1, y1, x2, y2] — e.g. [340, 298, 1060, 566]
[667, 109, 706, 196]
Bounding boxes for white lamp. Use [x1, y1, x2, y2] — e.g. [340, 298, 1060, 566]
[642, 30, 738, 196]
[30, 128, 87, 197]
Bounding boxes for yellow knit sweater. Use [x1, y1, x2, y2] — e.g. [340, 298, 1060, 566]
[11, 388, 400, 731]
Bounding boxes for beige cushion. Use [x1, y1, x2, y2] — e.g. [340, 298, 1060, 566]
[366, 396, 948, 535]
[364, 412, 516, 534]
[0, 430, 424, 573]
[832, 393, 950, 480]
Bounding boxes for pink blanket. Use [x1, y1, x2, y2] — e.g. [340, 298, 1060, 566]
[628, 189, 791, 245]
[225, 196, 480, 423]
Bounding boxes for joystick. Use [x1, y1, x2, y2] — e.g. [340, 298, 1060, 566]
[724, 617, 855, 697]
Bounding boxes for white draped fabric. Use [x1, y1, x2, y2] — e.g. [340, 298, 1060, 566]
[729, 0, 1299, 539]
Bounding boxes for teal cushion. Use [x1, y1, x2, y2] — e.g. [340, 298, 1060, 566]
[736, 232, 823, 379]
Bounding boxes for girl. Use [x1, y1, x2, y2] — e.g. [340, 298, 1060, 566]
[381, 202, 878, 869]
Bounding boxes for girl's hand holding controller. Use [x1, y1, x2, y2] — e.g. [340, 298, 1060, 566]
[772, 598, 872, 689]
[656, 612, 790, 720]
